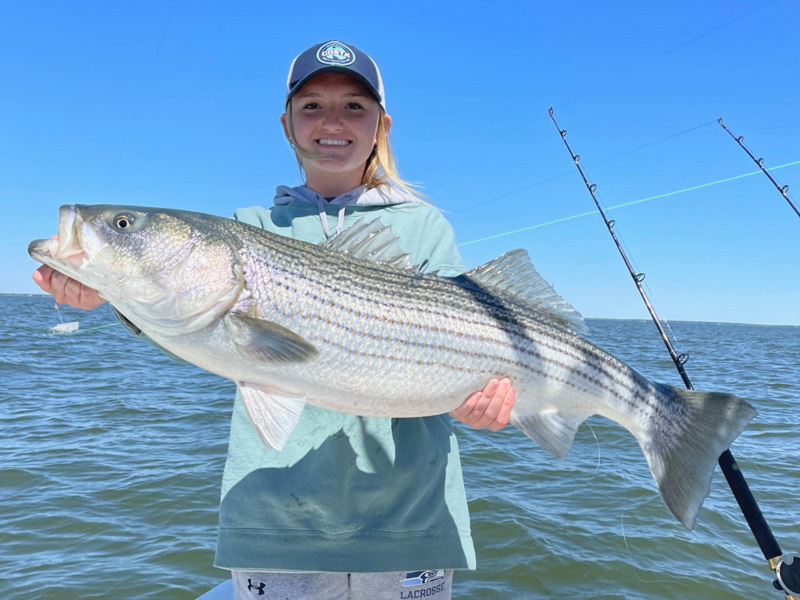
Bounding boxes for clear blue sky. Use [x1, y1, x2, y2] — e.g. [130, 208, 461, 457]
[2, 0, 798, 325]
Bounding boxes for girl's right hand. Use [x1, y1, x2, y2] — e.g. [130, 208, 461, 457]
[33, 265, 105, 310]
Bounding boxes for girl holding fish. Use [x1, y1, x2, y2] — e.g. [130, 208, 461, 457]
[33, 40, 516, 599]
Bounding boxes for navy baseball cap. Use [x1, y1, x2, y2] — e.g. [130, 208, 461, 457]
[285, 40, 386, 109]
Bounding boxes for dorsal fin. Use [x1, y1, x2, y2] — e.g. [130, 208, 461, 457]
[466, 249, 587, 335]
[321, 218, 417, 270]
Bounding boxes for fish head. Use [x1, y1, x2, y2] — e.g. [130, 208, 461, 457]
[29, 204, 245, 336]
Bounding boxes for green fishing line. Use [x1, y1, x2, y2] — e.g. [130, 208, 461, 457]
[459, 161, 800, 247]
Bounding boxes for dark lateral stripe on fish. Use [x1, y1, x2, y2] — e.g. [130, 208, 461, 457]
[284, 312, 661, 419]
[271, 296, 659, 419]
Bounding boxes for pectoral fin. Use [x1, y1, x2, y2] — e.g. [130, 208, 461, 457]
[228, 313, 318, 363]
[238, 382, 307, 450]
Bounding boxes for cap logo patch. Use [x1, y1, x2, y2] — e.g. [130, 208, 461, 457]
[316, 41, 355, 66]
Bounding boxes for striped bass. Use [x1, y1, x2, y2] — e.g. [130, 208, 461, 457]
[28, 204, 756, 530]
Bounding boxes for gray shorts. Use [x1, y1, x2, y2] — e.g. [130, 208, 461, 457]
[232, 569, 453, 600]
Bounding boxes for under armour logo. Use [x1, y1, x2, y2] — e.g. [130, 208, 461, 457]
[247, 579, 266, 595]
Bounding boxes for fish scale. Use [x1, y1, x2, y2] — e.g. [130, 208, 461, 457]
[239, 224, 689, 429]
[28, 204, 757, 529]
[246, 224, 667, 418]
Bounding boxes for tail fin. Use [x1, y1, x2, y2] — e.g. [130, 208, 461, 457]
[642, 387, 756, 529]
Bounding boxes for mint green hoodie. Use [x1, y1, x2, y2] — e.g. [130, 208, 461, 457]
[214, 184, 477, 573]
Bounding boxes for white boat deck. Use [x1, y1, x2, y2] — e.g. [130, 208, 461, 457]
[196, 580, 232, 600]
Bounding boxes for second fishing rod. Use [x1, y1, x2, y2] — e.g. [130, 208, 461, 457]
[547, 106, 798, 600]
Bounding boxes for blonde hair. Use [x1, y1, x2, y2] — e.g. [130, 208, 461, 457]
[284, 104, 428, 203]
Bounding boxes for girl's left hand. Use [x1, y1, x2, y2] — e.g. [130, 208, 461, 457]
[450, 378, 515, 431]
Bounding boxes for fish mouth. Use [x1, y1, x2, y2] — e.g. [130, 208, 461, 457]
[28, 205, 90, 267]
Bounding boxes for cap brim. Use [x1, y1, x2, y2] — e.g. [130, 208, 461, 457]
[287, 66, 383, 107]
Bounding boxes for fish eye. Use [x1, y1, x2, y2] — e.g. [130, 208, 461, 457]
[114, 214, 134, 230]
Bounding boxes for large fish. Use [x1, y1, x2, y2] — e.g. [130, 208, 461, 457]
[29, 204, 756, 529]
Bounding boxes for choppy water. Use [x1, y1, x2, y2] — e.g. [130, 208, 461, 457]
[1, 294, 797, 599]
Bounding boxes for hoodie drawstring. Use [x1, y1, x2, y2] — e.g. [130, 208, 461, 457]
[273, 184, 421, 238]
[314, 194, 359, 239]
[314, 196, 332, 238]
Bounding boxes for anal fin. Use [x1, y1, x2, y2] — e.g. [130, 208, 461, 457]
[238, 382, 306, 450]
[512, 409, 592, 460]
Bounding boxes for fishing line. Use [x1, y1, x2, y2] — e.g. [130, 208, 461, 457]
[562, 420, 603, 563]
[619, 501, 679, 587]
[74, 323, 121, 333]
[103, 11, 172, 199]
[44, 11, 173, 322]
[560, 420, 682, 587]
[590, 187, 687, 353]
[567, 151, 689, 374]
[604, 426, 679, 586]
[667, 0, 780, 53]
[549, 106, 799, 599]
[581, 121, 718, 170]
[598, 200, 686, 353]
[608, 447, 672, 585]
[453, 120, 719, 215]
[457, 160, 800, 247]
[45, 322, 121, 336]
[411, 96, 582, 180]
[105, 17, 171, 189]
[412, 1, 778, 185]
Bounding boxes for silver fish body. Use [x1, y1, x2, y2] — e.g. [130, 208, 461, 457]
[29, 204, 756, 529]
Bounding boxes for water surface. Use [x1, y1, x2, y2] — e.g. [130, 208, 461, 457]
[1, 296, 797, 599]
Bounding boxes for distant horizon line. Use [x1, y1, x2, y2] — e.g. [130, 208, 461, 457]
[1, 292, 796, 328]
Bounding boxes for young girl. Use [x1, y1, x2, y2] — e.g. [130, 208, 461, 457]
[33, 40, 515, 600]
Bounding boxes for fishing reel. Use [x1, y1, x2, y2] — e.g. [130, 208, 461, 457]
[773, 554, 800, 599]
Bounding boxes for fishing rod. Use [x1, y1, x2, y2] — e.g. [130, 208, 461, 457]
[718, 117, 799, 219]
[548, 107, 799, 599]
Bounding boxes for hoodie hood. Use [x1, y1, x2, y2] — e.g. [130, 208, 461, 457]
[273, 184, 422, 238]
